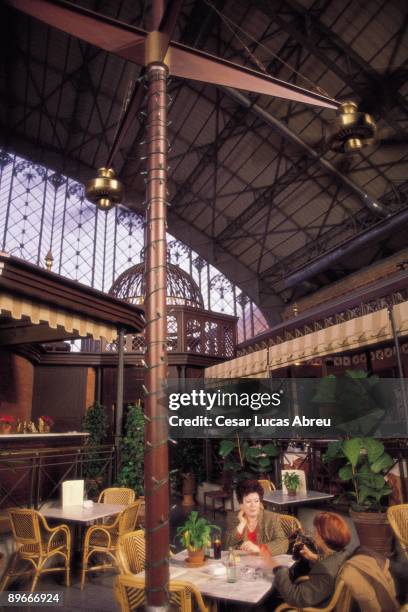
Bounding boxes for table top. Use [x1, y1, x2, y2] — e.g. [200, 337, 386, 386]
[152, 550, 294, 604]
[41, 503, 125, 523]
[263, 490, 334, 506]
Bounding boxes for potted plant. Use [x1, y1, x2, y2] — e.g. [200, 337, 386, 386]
[176, 510, 220, 566]
[0, 416, 15, 435]
[219, 435, 278, 483]
[282, 471, 301, 496]
[170, 439, 205, 507]
[323, 437, 394, 555]
[82, 401, 108, 497]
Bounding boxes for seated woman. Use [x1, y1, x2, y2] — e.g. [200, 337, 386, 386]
[225, 479, 288, 555]
[264, 511, 351, 609]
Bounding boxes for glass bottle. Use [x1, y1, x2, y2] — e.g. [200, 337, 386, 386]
[226, 547, 237, 582]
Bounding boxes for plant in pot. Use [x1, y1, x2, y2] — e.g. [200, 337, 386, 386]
[219, 435, 278, 483]
[170, 439, 205, 508]
[323, 437, 394, 555]
[176, 510, 220, 567]
[282, 471, 301, 496]
[82, 401, 108, 497]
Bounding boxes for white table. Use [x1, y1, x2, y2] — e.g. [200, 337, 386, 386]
[263, 490, 334, 512]
[41, 503, 125, 524]
[158, 550, 294, 607]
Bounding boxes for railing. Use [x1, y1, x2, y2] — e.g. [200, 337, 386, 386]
[83, 305, 237, 360]
[237, 282, 408, 356]
[0, 445, 116, 510]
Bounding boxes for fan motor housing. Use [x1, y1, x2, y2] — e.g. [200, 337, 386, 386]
[85, 168, 124, 211]
[327, 101, 376, 153]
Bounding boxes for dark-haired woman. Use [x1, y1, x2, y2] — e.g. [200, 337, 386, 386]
[263, 512, 351, 609]
[225, 479, 288, 555]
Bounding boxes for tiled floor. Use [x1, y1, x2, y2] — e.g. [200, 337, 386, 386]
[0, 503, 398, 612]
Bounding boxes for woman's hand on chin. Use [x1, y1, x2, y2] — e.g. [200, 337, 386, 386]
[240, 541, 260, 554]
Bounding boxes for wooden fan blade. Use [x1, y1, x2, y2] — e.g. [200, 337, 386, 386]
[7, 0, 147, 64]
[166, 42, 339, 110]
[8, 0, 338, 109]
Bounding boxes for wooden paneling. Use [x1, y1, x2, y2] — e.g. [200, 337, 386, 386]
[32, 366, 87, 431]
[0, 350, 33, 421]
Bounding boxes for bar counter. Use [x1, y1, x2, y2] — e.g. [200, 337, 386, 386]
[0, 433, 93, 510]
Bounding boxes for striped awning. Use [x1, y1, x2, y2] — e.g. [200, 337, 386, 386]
[0, 291, 118, 343]
[206, 304, 408, 379]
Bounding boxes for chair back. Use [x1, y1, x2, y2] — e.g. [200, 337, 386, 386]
[278, 513, 302, 538]
[115, 574, 208, 612]
[118, 530, 145, 574]
[258, 479, 276, 493]
[98, 487, 136, 506]
[118, 502, 141, 536]
[387, 504, 408, 559]
[8, 508, 42, 552]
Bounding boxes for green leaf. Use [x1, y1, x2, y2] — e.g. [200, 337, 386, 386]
[370, 453, 394, 474]
[338, 465, 353, 481]
[362, 438, 384, 464]
[342, 438, 362, 467]
[219, 440, 235, 458]
[245, 447, 263, 459]
[261, 443, 278, 457]
[322, 440, 344, 463]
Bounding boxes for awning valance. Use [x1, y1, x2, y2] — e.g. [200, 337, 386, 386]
[206, 304, 408, 378]
[0, 291, 118, 344]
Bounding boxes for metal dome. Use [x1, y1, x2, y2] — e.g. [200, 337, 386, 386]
[109, 262, 204, 308]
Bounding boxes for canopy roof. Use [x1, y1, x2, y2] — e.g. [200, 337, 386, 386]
[2, 0, 408, 325]
[0, 253, 145, 344]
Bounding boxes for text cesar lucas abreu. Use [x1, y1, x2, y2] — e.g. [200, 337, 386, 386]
[167, 389, 332, 434]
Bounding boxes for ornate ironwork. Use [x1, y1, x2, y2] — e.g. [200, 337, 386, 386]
[0, 148, 267, 342]
[109, 262, 205, 308]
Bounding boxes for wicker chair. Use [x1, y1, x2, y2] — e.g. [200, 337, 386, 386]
[275, 578, 350, 612]
[258, 479, 276, 493]
[115, 574, 209, 612]
[80, 501, 140, 589]
[278, 514, 303, 538]
[118, 530, 145, 575]
[387, 504, 408, 559]
[98, 487, 136, 506]
[0, 508, 70, 593]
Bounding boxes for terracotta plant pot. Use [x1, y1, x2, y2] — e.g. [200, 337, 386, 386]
[0, 424, 12, 435]
[286, 489, 297, 497]
[187, 548, 205, 566]
[182, 472, 196, 508]
[350, 509, 393, 556]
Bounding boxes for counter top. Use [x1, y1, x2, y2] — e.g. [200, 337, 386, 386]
[0, 432, 90, 439]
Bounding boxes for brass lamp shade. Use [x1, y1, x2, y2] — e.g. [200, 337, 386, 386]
[85, 168, 124, 211]
[327, 101, 377, 154]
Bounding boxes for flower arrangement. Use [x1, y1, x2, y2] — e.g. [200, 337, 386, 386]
[40, 415, 54, 426]
[0, 415, 15, 424]
[0, 415, 15, 434]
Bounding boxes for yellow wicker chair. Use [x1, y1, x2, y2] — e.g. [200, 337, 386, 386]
[275, 578, 350, 612]
[118, 530, 145, 575]
[387, 504, 408, 559]
[98, 487, 136, 506]
[115, 574, 209, 612]
[258, 479, 276, 493]
[80, 500, 140, 589]
[0, 508, 70, 593]
[278, 514, 303, 538]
